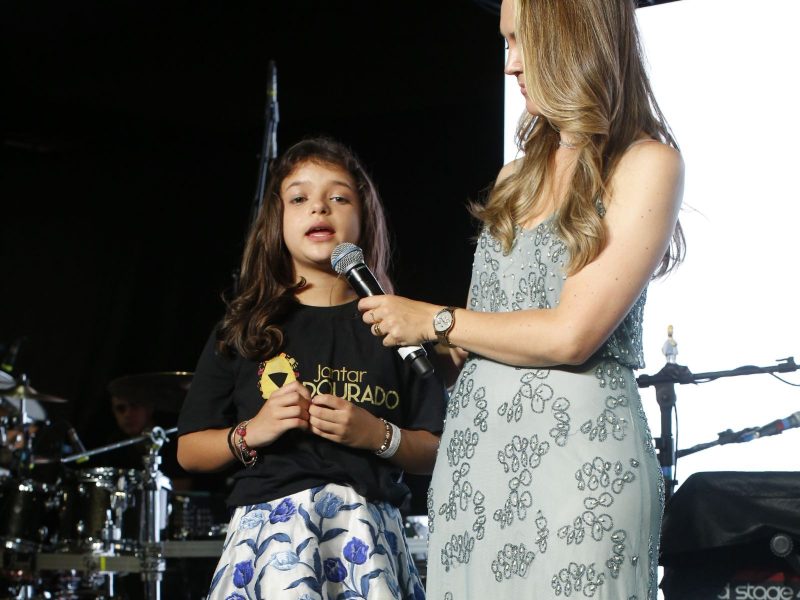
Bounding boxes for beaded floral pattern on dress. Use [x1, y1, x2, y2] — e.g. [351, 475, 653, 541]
[427, 220, 663, 600]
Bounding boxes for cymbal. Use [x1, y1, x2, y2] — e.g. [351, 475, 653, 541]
[107, 371, 193, 413]
[1, 382, 68, 408]
[0, 395, 49, 421]
[0, 371, 15, 391]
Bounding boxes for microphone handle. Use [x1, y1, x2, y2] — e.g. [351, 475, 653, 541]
[345, 265, 434, 378]
[346, 264, 385, 296]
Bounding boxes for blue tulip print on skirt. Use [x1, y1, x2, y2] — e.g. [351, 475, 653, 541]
[208, 483, 426, 600]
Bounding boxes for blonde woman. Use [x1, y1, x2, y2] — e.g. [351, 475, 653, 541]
[358, 0, 685, 597]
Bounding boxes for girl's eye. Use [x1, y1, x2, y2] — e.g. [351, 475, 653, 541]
[330, 196, 350, 203]
[289, 196, 306, 204]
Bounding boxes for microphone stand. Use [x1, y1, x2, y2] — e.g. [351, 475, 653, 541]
[636, 356, 798, 502]
[233, 60, 279, 295]
[247, 59, 279, 232]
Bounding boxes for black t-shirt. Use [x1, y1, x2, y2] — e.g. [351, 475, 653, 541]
[177, 300, 447, 509]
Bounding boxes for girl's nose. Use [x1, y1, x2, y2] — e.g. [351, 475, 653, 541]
[309, 197, 329, 214]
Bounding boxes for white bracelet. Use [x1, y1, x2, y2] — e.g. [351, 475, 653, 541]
[376, 421, 402, 459]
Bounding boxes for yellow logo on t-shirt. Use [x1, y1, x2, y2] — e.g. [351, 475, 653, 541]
[258, 352, 299, 400]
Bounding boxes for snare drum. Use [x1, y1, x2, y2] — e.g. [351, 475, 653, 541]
[56, 467, 142, 552]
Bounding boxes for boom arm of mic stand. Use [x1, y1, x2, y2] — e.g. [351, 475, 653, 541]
[637, 356, 798, 388]
[61, 427, 178, 464]
[675, 426, 760, 459]
[636, 356, 798, 501]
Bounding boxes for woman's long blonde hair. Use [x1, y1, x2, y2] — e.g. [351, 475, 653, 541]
[476, 0, 683, 277]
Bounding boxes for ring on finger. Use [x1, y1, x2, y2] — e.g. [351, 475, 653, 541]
[373, 322, 383, 336]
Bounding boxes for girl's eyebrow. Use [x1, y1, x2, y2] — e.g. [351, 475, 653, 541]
[285, 179, 355, 190]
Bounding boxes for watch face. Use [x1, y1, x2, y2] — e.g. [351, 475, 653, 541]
[434, 309, 453, 332]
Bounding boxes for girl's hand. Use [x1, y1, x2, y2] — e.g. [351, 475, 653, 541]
[358, 295, 438, 347]
[308, 394, 384, 451]
[246, 381, 311, 447]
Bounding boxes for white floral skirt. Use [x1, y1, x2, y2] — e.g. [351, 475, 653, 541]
[208, 483, 426, 600]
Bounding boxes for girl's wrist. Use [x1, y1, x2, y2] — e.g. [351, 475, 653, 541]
[374, 418, 401, 459]
[371, 415, 389, 451]
[242, 417, 268, 448]
[233, 420, 258, 468]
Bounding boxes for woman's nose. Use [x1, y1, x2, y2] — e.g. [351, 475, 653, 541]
[504, 47, 522, 76]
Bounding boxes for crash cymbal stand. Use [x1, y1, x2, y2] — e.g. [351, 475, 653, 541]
[12, 373, 35, 479]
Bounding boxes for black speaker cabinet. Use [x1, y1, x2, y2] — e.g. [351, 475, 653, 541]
[660, 472, 800, 599]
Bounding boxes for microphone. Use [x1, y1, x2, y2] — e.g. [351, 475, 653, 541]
[66, 425, 88, 454]
[331, 243, 434, 378]
[739, 411, 800, 442]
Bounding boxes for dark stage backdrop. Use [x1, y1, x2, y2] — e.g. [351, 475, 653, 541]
[0, 1, 503, 514]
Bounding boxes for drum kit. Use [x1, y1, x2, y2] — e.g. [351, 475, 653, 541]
[0, 371, 228, 600]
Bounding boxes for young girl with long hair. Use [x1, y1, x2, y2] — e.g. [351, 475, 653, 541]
[177, 136, 445, 600]
[358, 0, 685, 597]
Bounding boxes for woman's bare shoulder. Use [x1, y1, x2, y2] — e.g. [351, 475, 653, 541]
[607, 139, 684, 214]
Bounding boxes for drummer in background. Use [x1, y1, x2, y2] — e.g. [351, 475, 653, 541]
[110, 393, 156, 439]
[83, 389, 194, 491]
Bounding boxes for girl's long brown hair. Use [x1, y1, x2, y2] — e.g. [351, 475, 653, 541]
[477, 0, 684, 277]
[217, 136, 392, 360]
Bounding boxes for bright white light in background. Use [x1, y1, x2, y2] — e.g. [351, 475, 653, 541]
[504, 0, 800, 489]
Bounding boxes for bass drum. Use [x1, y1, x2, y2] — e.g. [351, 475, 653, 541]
[55, 467, 142, 553]
[0, 476, 54, 587]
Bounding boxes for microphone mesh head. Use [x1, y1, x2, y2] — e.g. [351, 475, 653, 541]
[331, 242, 364, 274]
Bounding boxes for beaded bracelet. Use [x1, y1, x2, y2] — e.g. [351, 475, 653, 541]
[374, 418, 392, 455]
[235, 420, 258, 467]
[375, 419, 401, 459]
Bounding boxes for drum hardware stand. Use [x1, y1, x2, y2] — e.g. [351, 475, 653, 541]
[0, 374, 43, 600]
[61, 426, 176, 600]
[139, 427, 172, 600]
[637, 356, 799, 503]
[9, 374, 35, 480]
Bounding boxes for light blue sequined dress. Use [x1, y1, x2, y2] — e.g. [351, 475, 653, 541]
[426, 219, 664, 600]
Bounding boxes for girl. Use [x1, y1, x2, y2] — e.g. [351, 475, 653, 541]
[177, 136, 445, 600]
[358, 0, 685, 597]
